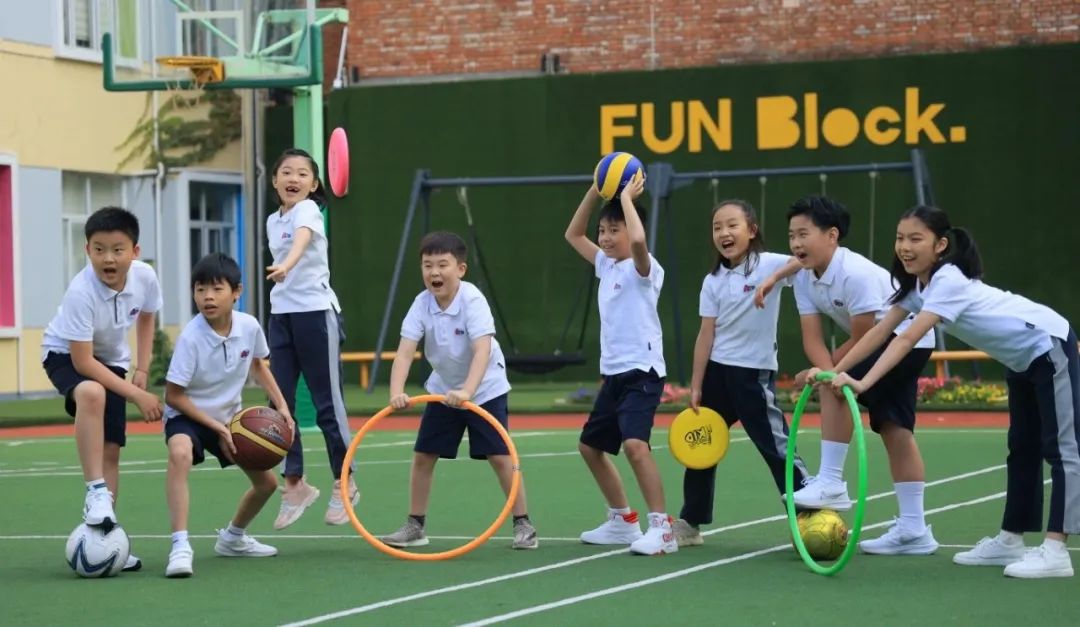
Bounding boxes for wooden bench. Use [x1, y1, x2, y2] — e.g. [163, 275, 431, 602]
[929, 343, 1080, 381]
[341, 351, 422, 388]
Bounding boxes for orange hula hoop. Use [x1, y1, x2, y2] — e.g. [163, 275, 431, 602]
[339, 393, 521, 561]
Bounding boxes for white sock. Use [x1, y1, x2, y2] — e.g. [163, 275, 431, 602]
[225, 523, 245, 539]
[894, 482, 926, 535]
[817, 441, 849, 484]
[1043, 538, 1067, 553]
[171, 530, 190, 549]
[996, 530, 1023, 546]
[610, 506, 631, 516]
[647, 512, 669, 526]
[85, 479, 108, 492]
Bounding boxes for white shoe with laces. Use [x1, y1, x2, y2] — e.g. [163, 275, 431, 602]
[83, 488, 117, 527]
[791, 476, 852, 511]
[214, 529, 278, 557]
[858, 521, 939, 555]
[629, 513, 678, 556]
[1003, 545, 1074, 579]
[325, 478, 359, 526]
[580, 509, 643, 545]
[953, 535, 1026, 566]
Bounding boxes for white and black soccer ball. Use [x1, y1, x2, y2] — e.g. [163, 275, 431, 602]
[65, 523, 131, 578]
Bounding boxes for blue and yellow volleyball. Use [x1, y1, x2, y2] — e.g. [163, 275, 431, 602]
[594, 152, 644, 201]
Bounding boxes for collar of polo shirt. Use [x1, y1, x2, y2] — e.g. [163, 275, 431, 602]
[812, 246, 846, 286]
[426, 288, 463, 315]
[195, 312, 243, 342]
[90, 266, 135, 301]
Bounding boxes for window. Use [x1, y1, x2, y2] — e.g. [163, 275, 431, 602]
[0, 164, 14, 329]
[189, 181, 239, 314]
[61, 173, 125, 282]
[58, 0, 138, 62]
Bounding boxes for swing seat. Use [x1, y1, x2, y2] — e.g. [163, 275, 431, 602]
[505, 351, 586, 375]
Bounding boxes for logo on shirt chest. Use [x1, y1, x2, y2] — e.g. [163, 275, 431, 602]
[281, 231, 292, 240]
[742, 284, 756, 293]
[454, 328, 465, 336]
[832, 299, 845, 308]
[128, 308, 140, 317]
[613, 283, 622, 291]
[240, 350, 250, 359]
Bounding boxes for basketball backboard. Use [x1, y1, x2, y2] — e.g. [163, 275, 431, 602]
[101, 0, 345, 91]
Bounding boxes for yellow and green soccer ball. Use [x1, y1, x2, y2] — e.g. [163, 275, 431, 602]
[795, 509, 849, 560]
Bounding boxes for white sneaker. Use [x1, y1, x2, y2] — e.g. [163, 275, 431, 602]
[953, 535, 1026, 566]
[214, 530, 278, 557]
[165, 546, 194, 578]
[83, 488, 117, 527]
[859, 522, 939, 555]
[792, 477, 852, 511]
[629, 513, 678, 556]
[671, 519, 704, 547]
[580, 509, 644, 545]
[122, 554, 142, 572]
[325, 478, 359, 526]
[1004, 545, 1074, 579]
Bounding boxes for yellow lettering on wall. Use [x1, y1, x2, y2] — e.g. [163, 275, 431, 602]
[599, 104, 638, 154]
[804, 93, 819, 149]
[687, 99, 732, 152]
[757, 96, 800, 150]
[641, 102, 685, 154]
[864, 106, 901, 145]
[905, 87, 946, 144]
[821, 108, 860, 147]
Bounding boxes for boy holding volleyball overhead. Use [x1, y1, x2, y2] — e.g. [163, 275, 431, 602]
[565, 154, 677, 556]
[162, 253, 294, 578]
[380, 231, 538, 550]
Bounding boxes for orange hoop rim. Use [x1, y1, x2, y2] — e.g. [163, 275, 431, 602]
[340, 394, 521, 561]
[156, 55, 221, 67]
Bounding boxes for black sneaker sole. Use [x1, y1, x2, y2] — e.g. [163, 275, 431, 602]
[122, 558, 142, 572]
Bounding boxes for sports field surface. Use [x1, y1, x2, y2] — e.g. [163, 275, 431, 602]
[3, 412, 1077, 626]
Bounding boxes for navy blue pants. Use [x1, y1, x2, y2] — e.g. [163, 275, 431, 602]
[269, 310, 351, 479]
[1003, 330, 1080, 535]
[680, 361, 809, 527]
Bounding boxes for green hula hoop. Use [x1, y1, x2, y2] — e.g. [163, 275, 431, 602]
[785, 371, 868, 576]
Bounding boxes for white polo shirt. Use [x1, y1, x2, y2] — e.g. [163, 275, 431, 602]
[266, 199, 340, 314]
[793, 247, 935, 349]
[165, 311, 270, 423]
[898, 263, 1070, 372]
[700, 252, 793, 371]
[595, 249, 666, 377]
[401, 281, 511, 406]
[40, 260, 163, 369]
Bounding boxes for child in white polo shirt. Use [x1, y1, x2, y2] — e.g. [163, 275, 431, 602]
[828, 205, 1076, 579]
[380, 231, 538, 550]
[670, 199, 810, 547]
[41, 206, 164, 573]
[162, 253, 294, 578]
[764, 195, 939, 555]
[264, 148, 355, 529]
[564, 173, 676, 556]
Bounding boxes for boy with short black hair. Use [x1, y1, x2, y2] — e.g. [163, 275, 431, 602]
[41, 206, 164, 572]
[380, 231, 538, 550]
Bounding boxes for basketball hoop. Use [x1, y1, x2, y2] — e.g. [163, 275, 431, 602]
[156, 55, 226, 89]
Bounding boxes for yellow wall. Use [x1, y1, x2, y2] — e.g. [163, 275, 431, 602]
[0, 40, 240, 173]
[0, 338, 19, 394]
[17, 328, 51, 393]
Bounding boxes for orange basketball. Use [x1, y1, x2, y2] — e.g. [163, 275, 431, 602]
[228, 407, 293, 471]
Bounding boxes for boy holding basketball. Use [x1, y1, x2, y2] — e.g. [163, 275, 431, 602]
[162, 253, 294, 578]
[565, 168, 677, 556]
[381, 231, 538, 550]
[41, 206, 163, 573]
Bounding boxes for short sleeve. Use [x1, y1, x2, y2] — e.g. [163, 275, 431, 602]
[841, 273, 885, 316]
[636, 255, 664, 293]
[400, 297, 425, 342]
[896, 289, 921, 314]
[54, 287, 96, 342]
[253, 326, 270, 359]
[292, 200, 326, 238]
[761, 253, 795, 288]
[698, 275, 719, 318]
[166, 334, 197, 388]
[464, 290, 496, 339]
[793, 275, 818, 315]
[594, 249, 607, 279]
[141, 266, 164, 314]
[919, 265, 971, 324]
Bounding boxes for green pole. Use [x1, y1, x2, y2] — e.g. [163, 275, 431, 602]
[290, 50, 326, 432]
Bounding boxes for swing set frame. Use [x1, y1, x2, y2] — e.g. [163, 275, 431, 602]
[367, 149, 937, 392]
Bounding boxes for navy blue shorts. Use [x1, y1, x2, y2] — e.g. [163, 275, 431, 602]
[415, 394, 511, 460]
[165, 415, 233, 468]
[43, 351, 128, 447]
[846, 335, 932, 433]
[580, 368, 664, 455]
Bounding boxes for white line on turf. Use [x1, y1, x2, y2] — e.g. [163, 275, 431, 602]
[455, 485, 1048, 627]
[279, 463, 1008, 627]
[0, 534, 586, 542]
